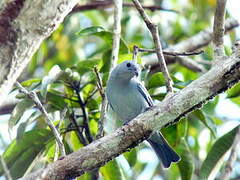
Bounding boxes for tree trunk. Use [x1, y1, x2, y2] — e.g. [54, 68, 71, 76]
[0, 0, 79, 106]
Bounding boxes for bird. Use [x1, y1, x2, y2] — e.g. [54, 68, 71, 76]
[106, 60, 180, 168]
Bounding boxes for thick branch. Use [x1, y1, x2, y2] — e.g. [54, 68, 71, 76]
[19, 44, 240, 180]
[213, 0, 227, 57]
[169, 18, 237, 52]
[143, 18, 239, 70]
[0, 0, 79, 107]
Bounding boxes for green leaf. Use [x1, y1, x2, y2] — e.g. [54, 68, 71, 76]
[199, 125, 239, 180]
[147, 72, 165, 89]
[191, 109, 216, 137]
[77, 26, 105, 36]
[124, 148, 137, 167]
[161, 125, 177, 146]
[76, 59, 101, 74]
[44, 141, 56, 163]
[229, 96, 240, 107]
[177, 118, 188, 139]
[151, 93, 166, 101]
[77, 26, 129, 54]
[70, 131, 84, 151]
[41, 65, 62, 99]
[177, 138, 194, 180]
[202, 96, 219, 115]
[100, 159, 123, 180]
[46, 90, 67, 110]
[16, 111, 39, 140]
[227, 82, 240, 98]
[21, 78, 41, 87]
[100, 50, 112, 73]
[0, 129, 53, 179]
[8, 99, 34, 128]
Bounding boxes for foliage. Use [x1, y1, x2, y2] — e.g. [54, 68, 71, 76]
[0, 0, 239, 179]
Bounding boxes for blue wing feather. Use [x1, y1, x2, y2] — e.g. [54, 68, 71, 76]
[137, 82, 154, 107]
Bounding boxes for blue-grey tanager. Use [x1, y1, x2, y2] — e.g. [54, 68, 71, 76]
[106, 60, 180, 168]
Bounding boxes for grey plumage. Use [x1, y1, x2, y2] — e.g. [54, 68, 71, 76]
[106, 60, 180, 168]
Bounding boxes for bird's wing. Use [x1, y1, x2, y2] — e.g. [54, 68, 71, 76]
[137, 82, 154, 107]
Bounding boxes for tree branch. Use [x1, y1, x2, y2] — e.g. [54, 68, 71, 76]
[132, 0, 174, 93]
[0, 0, 79, 107]
[72, 82, 93, 143]
[15, 82, 66, 157]
[213, 0, 227, 57]
[143, 18, 239, 70]
[111, 0, 122, 70]
[71, 1, 178, 13]
[69, 112, 88, 146]
[137, 47, 204, 56]
[19, 42, 240, 180]
[169, 18, 237, 52]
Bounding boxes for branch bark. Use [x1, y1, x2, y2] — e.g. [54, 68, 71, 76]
[110, 0, 123, 70]
[0, 0, 79, 107]
[213, 0, 227, 57]
[19, 43, 240, 180]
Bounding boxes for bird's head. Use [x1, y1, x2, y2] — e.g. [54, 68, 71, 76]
[111, 60, 140, 81]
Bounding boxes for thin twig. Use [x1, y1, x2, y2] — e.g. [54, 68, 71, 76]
[84, 88, 98, 105]
[93, 66, 106, 139]
[132, 0, 174, 93]
[138, 47, 204, 56]
[93, 66, 104, 98]
[220, 126, 240, 180]
[73, 82, 93, 143]
[195, 59, 213, 65]
[56, 107, 68, 129]
[213, 0, 227, 57]
[71, 1, 178, 13]
[137, 46, 206, 72]
[54, 107, 68, 161]
[70, 112, 88, 146]
[15, 82, 66, 157]
[0, 155, 12, 180]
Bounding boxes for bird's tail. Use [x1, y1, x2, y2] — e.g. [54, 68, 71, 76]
[147, 132, 180, 168]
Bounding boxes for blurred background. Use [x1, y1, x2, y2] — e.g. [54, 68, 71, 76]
[0, 0, 240, 179]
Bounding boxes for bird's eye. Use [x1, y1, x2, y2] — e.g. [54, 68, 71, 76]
[126, 63, 131, 67]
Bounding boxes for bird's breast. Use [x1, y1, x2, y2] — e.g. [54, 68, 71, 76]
[108, 82, 148, 122]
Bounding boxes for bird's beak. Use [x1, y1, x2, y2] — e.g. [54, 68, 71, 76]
[134, 70, 139, 77]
